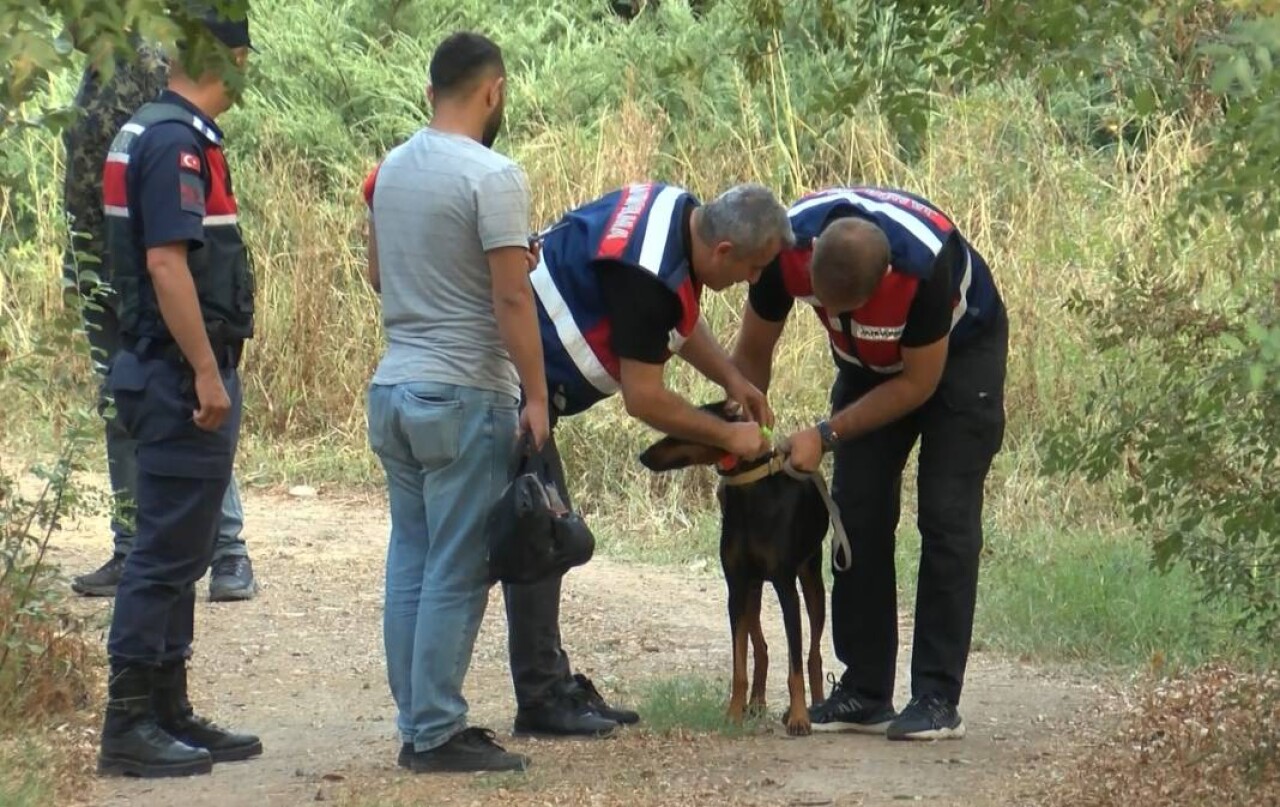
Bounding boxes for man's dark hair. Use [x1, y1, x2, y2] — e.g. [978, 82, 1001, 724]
[811, 217, 891, 308]
[429, 32, 505, 98]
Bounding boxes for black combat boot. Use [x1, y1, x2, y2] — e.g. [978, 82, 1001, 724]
[98, 664, 213, 778]
[153, 660, 263, 763]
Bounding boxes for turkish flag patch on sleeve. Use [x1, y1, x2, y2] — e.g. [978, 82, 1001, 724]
[179, 151, 202, 173]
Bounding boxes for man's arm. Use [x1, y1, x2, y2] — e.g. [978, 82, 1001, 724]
[732, 259, 791, 392]
[489, 246, 548, 403]
[830, 338, 947, 438]
[479, 164, 549, 447]
[133, 133, 229, 430]
[362, 163, 381, 293]
[147, 242, 228, 430]
[366, 223, 380, 293]
[619, 358, 769, 458]
[732, 304, 787, 393]
[678, 318, 772, 427]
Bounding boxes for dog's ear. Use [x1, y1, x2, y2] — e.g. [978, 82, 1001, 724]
[637, 400, 738, 471]
[638, 435, 725, 472]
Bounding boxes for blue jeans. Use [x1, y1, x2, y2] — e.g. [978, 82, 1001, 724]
[367, 381, 519, 752]
[83, 294, 247, 560]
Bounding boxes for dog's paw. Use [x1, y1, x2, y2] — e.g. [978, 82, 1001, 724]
[784, 709, 812, 737]
[726, 703, 746, 725]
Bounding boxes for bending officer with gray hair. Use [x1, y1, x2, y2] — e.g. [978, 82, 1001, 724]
[502, 181, 794, 737]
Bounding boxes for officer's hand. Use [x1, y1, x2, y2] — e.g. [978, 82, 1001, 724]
[725, 376, 773, 430]
[525, 241, 542, 273]
[193, 368, 231, 432]
[781, 427, 823, 473]
[724, 421, 772, 460]
[519, 397, 551, 451]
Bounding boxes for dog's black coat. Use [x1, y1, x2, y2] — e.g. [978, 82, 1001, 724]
[639, 402, 828, 734]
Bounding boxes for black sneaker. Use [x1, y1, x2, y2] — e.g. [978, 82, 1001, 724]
[886, 694, 965, 741]
[809, 675, 896, 734]
[398, 728, 529, 774]
[209, 556, 257, 602]
[72, 554, 126, 597]
[573, 674, 640, 725]
[513, 682, 618, 738]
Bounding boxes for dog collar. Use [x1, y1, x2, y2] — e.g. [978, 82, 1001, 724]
[718, 454, 788, 487]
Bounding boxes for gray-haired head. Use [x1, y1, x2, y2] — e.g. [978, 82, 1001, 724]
[693, 183, 794, 291]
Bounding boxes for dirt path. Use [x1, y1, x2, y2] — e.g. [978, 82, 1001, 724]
[48, 489, 1101, 807]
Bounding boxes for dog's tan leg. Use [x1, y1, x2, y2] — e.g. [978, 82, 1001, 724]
[786, 667, 811, 736]
[747, 586, 768, 712]
[799, 559, 826, 706]
[726, 584, 750, 725]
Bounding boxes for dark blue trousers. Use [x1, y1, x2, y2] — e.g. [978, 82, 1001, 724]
[105, 350, 241, 665]
[829, 306, 1008, 708]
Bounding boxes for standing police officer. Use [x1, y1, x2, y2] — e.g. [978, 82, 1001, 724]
[96, 9, 263, 778]
[62, 32, 259, 603]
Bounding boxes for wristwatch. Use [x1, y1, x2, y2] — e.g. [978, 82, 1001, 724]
[816, 419, 840, 454]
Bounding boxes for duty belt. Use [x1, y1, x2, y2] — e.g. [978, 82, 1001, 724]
[126, 336, 243, 370]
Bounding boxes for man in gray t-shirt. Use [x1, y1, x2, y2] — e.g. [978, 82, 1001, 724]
[363, 32, 549, 775]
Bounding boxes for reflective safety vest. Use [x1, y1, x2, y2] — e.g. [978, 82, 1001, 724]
[103, 101, 255, 343]
[779, 187, 998, 374]
[533, 182, 701, 415]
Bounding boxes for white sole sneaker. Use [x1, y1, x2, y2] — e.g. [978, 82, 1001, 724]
[810, 718, 894, 735]
[887, 719, 966, 741]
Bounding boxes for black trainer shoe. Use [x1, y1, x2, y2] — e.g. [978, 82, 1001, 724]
[514, 682, 618, 738]
[886, 694, 966, 741]
[72, 554, 126, 597]
[399, 728, 529, 774]
[808, 675, 896, 734]
[573, 674, 640, 725]
[209, 555, 257, 602]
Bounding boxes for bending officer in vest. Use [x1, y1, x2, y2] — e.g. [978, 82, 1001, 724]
[503, 181, 793, 737]
[96, 9, 263, 778]
[733, 187, 1008, 741]
[62, 27, 259, 604]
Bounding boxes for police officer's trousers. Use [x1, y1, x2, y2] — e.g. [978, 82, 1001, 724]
[829, 305, 1008, 709]
[501, 417, 576, 709]
[105, 350, 241, 665]
[81, 294, 247, 560]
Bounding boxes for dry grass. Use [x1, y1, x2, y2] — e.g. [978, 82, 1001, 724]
[1038, 667, 1280, 807]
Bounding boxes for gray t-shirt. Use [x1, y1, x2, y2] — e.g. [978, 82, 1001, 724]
[368, 128, 531, 399]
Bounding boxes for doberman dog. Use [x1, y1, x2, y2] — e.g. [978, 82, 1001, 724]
[639, 402, 829, 735]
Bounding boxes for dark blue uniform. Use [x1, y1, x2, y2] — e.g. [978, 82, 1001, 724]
[103, 90, 251, 666]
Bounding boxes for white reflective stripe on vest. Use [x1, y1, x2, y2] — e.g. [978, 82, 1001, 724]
[104, 205, 129, 218]
[831, 339, 902, 374]
[951, 248, 973, 331]
[667, 324, 692, 353]
[530, 254, 620, 396]
[636, 186, 686, 276]
[853, 323, 905, 341]
[203, 214, 238, 226]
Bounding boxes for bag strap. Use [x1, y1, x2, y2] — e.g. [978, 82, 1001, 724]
[511, 432, 554, 479]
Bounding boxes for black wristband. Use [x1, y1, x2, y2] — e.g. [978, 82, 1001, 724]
[816, 419, 840, 453]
